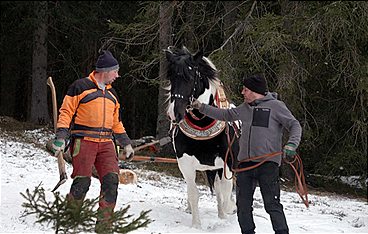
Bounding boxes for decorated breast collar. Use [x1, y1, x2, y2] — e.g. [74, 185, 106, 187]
[179, 85, 230, 140]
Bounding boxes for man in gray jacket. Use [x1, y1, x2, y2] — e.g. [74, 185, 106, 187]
[192, 73, 302, 234]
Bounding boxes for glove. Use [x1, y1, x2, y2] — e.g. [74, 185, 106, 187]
[123, 144, 135, 162]
[51, 138, 65, 154]
[283, 143, 297, 161]
[191, 98, 202, 109]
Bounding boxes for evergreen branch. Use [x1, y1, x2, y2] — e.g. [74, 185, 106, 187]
[20, 185, 152, 234]
[210, 0, 257, 57]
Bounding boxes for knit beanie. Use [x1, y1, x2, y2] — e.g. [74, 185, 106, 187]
[95, 50, 119, 72]
[243, 74, 268, 95]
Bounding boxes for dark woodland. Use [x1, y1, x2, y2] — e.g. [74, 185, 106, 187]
[1, 1, 367, 195]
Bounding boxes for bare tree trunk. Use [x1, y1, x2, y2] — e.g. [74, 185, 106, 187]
[183, 2, 197, 51]
[277, 0, 299, 99]
[223, 1, 239, 52]
[278, 0, 300, 182]
[156, 2, 174, 142]
[222, 1, 241, 99]
[29, 1, 49, 125]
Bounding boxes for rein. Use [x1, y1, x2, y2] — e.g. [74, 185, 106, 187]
[223, 125, 309, 208]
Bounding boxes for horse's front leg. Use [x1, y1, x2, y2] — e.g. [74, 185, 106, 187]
[214, 173, 226, 219]
[177, 156, 201, 228]
[187, 175, 200, 228]
[214, 166, 236, 218]
[222, 167, 237, 215]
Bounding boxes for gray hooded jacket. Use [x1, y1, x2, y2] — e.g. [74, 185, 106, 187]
[199, 92, 302, 165]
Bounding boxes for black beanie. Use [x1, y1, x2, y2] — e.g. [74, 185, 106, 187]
[243, 74, 268, 95]
[95, 50, 119, 72]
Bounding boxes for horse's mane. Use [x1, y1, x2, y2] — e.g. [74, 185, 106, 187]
[164, 46, 221, 108]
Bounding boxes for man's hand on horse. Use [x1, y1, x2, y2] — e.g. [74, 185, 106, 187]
[192, 98, 202, 109]
[123, 144, 135, 162]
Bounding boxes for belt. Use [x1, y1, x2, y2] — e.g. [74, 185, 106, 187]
[71, 130, 113, 138]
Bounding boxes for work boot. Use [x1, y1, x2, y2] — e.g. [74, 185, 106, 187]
[95, 207, 114, 233]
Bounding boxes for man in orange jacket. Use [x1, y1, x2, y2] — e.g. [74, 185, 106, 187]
[51, 50, 134, 228]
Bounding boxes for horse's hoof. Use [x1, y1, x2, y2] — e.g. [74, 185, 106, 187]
[230, 208, 237, 215]
[218, 213, 226, 219]
[224, 202, 237, 215]
[191, 222, 201, 229]
[225, 208, 237, 215]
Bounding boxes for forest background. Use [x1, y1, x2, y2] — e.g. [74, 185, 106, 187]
[1, 1, 367, 196]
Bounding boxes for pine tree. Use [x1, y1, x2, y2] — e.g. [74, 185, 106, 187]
[21, 184, 151, 233]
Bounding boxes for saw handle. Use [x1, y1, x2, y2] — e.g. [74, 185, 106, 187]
[47, 76, 67, 192]
[47, 77, 58, 133]
[51, 151, 67, 192]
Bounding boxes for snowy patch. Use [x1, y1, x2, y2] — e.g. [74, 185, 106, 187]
[0, 128, 368, 233]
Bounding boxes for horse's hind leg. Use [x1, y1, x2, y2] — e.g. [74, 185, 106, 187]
[177, 158, 201, 228]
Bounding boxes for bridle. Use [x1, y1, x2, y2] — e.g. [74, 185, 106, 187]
[170, 65, 202, 120]
[169, 64, 202, 139]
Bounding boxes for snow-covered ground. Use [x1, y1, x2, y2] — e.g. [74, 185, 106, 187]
[1, 128, 367, 233]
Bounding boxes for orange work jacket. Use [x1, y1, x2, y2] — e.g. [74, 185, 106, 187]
[56, 71, 126, 142]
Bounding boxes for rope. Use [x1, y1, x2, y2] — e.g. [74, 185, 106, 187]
[232, 151, 283, 173]
[223, 128, 309, 208]
[283, 154, 309, 208]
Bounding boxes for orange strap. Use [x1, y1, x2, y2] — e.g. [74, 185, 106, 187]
[223, 130, 309, 208]
[120, 154, 177, 163]
[233, 151, 282, 173]
[283, 154, 309, 208]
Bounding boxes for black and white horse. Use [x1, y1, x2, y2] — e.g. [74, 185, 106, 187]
[165, 46, 239, 228]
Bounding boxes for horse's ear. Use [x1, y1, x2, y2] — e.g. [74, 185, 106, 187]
[165, 49, 174, 63]
[182, 46, 190, 54]
[193, 48, 204, 63]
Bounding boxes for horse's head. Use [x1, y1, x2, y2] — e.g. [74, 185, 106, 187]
[165, 46, 219, 124]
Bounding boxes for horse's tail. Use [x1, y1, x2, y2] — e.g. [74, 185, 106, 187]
[205, 169, 224, 194]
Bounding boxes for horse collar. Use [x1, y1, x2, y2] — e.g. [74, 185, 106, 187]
[179, 117, 226, 140]
[179, 86, 230, 140]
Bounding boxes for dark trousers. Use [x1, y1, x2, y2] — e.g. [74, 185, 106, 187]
[236, 162, 289, 234]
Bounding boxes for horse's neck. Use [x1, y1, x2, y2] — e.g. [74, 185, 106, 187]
[183, 79, 228, 135]
[197, 80, 219, 105]
[186, 80, 224, 124]
[197, 80, 230, 109]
